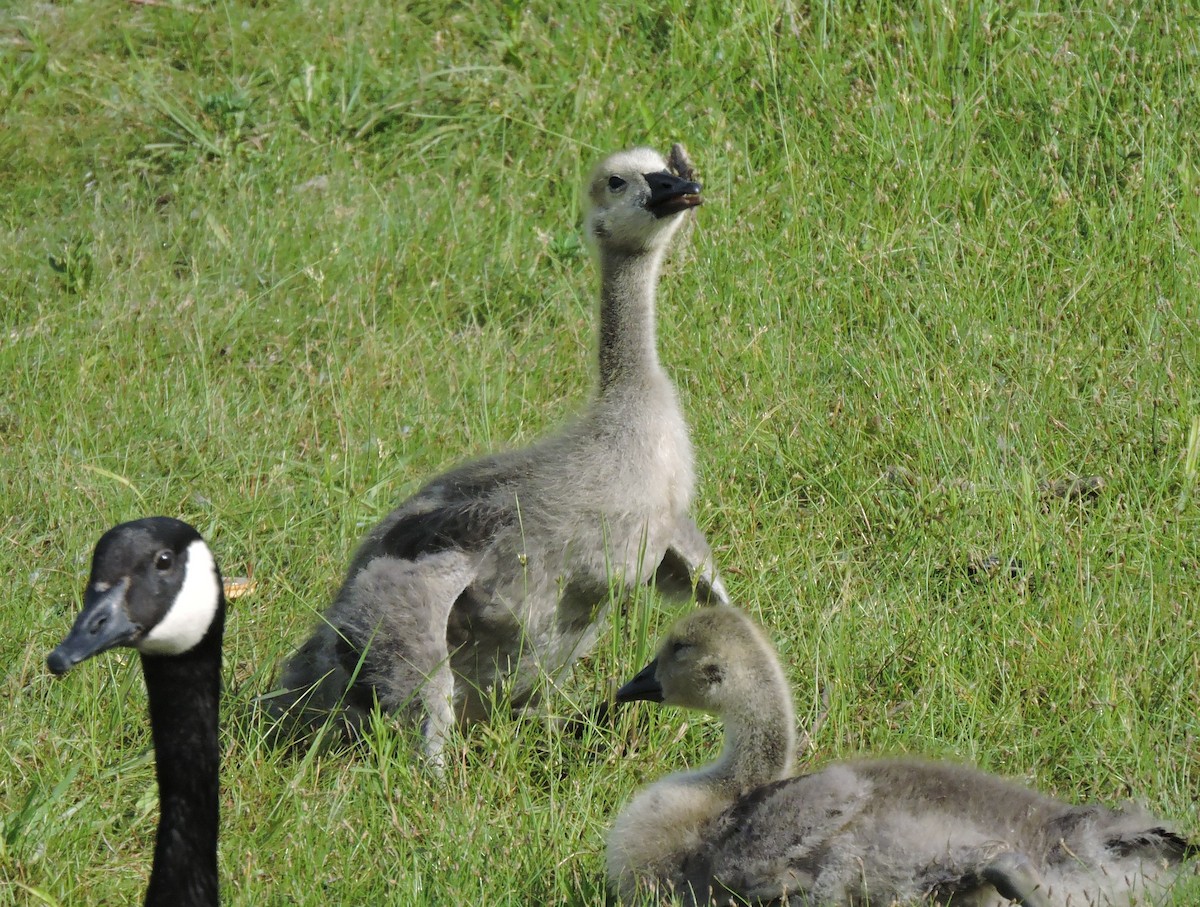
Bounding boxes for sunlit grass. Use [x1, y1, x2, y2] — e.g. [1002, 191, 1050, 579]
[2, 0, 1198, 903]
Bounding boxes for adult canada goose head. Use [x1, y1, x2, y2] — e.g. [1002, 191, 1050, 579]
[584, 146, 703, 255]
[48, 517, 223, 673]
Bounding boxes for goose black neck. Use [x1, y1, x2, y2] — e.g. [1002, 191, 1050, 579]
[140, 607, 224, 907]
[597, 248, 665, 393]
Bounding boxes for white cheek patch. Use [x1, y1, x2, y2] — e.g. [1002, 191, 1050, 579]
[138, 540, 220, 656]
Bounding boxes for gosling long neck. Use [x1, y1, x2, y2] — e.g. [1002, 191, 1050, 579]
[140, 614, 223, 907]
[705, 665, 797, 797]
[596, 246, 667, 395]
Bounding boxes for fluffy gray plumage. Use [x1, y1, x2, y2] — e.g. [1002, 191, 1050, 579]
[608, 606, 1197, 906]
[268, 146, 728, 764]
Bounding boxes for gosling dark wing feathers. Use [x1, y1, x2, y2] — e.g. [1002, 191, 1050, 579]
[1105, 827, 1198, 860]
[379, 497, 513, 561]
[376, 472, 518, 561]
[655, 515, 729, 606]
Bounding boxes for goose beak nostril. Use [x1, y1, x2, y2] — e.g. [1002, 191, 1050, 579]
[47, 580, 138, 674]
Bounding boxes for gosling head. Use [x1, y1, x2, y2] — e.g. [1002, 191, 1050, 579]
[47, 517, 224, 674]
[617, 606, 771, 715]
[584, 146, 703, 255]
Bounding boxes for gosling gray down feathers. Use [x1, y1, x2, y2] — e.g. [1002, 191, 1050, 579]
[268, 146, 729, 763]
[608, 606, 1197, 906]
[48, 518, 225, 907]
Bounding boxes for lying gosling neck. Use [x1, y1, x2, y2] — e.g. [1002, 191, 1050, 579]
[701, 655, 796, 796]
[617, 605, 798, 797]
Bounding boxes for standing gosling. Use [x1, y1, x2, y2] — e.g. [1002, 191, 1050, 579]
[269, 146, 728, 764]
[48, 518, 226, 907]
[608, 606, 1197, 906]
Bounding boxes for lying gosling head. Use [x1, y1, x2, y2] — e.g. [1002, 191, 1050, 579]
[584, 146, 703, 255]
[617, 605, 775, 714]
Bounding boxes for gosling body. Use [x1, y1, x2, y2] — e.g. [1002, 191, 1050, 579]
[608, 606, 1196, 906]
[271, 147, 727, 761]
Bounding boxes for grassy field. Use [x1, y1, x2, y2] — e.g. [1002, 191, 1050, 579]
[2, 0, 1198, 903]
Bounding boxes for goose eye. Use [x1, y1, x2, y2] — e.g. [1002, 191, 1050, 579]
[671, 640, 689, 654]
[155, 550, 174, 571]
[607, 175, 627, 191]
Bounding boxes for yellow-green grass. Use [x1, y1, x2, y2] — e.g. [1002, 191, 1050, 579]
[2, 1, 1197, 903]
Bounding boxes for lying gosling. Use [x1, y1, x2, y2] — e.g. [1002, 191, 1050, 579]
[609, 606, 1197, 906]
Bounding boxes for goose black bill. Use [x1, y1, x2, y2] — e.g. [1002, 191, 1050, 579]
[47, 580, 141, 675]
[616, 658, 665, 703]
[645, 171, 703, 218]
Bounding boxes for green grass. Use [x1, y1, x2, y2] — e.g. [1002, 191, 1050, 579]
[3, 0, 1198, 903]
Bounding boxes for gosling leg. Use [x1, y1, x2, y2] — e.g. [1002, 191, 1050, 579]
[979, 851, 1051, 907]
[333, 549, 475, 770]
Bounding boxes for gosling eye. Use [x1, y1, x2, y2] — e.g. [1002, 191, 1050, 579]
[671, 640, 689, 654]
[607, 175, 627, 192]
[155, 550, 174, 571]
